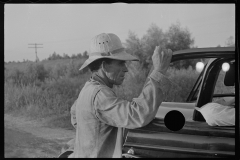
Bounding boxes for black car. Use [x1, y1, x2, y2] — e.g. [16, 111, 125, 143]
[58, 47, 236, 158]
[122, 47, 235, 158]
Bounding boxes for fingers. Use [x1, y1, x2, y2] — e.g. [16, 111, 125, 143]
[161, 49, 172, 62]
[160, 50, 164, 61]
[153, 46, 160, 56]
[153, 46, 172, 57]
[166, 49, 173, 62]
[151, 46, 172, 74]
[152, 46, 160, 60]
[152, 46, 172, 63]
[168, 49, 172, 53]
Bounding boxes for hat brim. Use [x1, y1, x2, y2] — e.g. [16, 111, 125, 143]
[79, 51, 139, 71]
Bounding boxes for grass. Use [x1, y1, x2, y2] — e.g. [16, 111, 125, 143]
[4, 58, 230, 129]
[167, 66, 200, 102]
[4, 58, 90, 128]
[5, 58, 87, 72]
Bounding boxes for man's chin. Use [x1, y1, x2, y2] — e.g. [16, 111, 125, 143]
[115, 81, 124, 86]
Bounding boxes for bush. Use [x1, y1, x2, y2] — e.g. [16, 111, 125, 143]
[49, 64, 68, 80]
[6, 68, 25, 85]
[65, 60, 83, 78]
[114, 61, 148, 101]
[113, 64, 199, 102]
[25, 63, 49, 83]
[167, 66, 199, 102]
[4, 59, 91, 128]
[5, 63, 50, 86]
[4, 82, 45, 115]
[4, 58, 200, 129]
[42, 76, 88, 113]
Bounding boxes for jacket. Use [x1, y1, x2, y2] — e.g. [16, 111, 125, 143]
[72, 70, 173, 158]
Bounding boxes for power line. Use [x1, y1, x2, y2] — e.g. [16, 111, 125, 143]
[28, 43, 43, 62]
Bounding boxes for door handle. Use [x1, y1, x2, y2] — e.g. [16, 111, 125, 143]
[122, 148, 142, 158]
[122, 153, 141, 158]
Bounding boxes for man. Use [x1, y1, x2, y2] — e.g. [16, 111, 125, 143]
[70, 100, 77, 129]
[214, 97, 235, 106]
[195, 97, 235, 126]
[72, 33, 173, 158]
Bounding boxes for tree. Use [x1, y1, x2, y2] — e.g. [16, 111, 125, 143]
[71, 54, 77, 59]
[76, 53, 82, 59]
[141, 24, 168, 70]
[125, 22, 196, 71]
[125, 31, 145, 68]
[165, 22, 195, 69]
[63, 53, 70, 59]
[82, 51, 89, 59]
[48, 52, 57, 60]
[48, 52, 63, 60]
[165, 22, 194, 51]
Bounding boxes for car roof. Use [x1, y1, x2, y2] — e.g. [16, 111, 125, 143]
[171, 47, 235, 62]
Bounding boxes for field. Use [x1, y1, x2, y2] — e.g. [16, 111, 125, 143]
[5, 58, 202, 128]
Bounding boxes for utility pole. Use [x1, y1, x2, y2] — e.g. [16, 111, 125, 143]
[28, 43, 43, 62]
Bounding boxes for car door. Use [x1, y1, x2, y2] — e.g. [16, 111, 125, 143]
[154, 47, 235, 121]
[122, 47, 235, 158]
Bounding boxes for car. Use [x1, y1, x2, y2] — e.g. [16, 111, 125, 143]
[58, 47, 236, 158]
[122, 47, 235, 158]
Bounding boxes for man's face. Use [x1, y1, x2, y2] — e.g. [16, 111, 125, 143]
[104, 60, 128, 86]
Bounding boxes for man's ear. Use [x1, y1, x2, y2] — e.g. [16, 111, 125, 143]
[101, 61, 109, 72]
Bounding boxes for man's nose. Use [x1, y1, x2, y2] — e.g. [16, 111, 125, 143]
[123, 64, 128, 72]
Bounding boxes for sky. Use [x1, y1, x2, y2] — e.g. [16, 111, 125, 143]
[4, 3, 235, 62]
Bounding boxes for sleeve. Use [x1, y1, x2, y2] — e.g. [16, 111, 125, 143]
[70, 100, 77, 129]
[93, 70, 173, 129]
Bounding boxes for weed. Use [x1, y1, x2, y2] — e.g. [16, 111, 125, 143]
[4, 59, 224, 129]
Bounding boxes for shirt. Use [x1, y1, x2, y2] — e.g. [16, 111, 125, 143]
[72, 70, 173, 158]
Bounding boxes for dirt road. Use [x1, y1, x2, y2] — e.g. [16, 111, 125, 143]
[4, 114, 75, 158]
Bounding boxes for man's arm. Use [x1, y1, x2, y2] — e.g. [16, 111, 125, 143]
[93, 47, 173, 129]
[214, 97, 235, 106]
[94, 71, 173, 129]
[70, 100, 77, 129]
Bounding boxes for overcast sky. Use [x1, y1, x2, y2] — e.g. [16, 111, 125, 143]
[4, 3, 235, 62]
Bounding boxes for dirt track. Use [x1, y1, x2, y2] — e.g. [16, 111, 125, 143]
[4, 114, 75, 158]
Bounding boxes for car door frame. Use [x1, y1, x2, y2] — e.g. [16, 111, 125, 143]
[170, 47, 235, 121]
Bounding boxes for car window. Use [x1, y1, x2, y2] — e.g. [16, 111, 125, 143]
[212, 63, 235, 104]
[157, 58, 208, 121]
[166, 58, 209, 103]
[214, 70, 235, 94]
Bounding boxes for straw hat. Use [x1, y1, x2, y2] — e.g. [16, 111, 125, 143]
[79, 33, 139, 71]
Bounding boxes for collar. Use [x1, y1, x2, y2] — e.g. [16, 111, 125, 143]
[90, 70, 113, 88]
